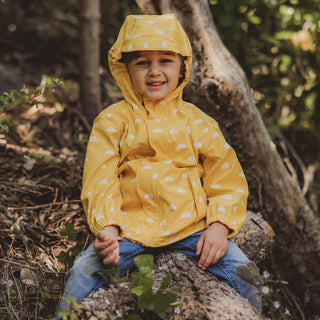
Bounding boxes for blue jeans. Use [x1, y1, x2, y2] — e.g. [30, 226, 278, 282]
[53, 231, 261, 317]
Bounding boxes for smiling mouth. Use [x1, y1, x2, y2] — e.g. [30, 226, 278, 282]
[146, 81, 166, 87]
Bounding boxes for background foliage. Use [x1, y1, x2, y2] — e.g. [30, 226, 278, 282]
[209, 0, 320, 167]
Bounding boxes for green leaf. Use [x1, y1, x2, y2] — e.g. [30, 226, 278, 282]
[131, 285, 144, 296]
[138, 266, 153, 283]
[0, 123, 9, 133]
[247, 15, 261, 25]
[130, 270, 140, 286]
[279, 54, 292, 72]
[159, 273, 172, 290]
[137, 292, 152, 310]
[94, 265, 125, 283]
[153, 290, 178, 316]
[58, 250, 73, 268]
[170, 300, 183, 307]
[70, 242, 82, 257]
[59, 223, 77, 241]
[58, 297, 88, 319]
[274, 30, 293, 40]
[130, 255, 179, 318]
[134, 254, 154, 270]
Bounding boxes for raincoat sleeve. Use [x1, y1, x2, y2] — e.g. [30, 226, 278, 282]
[81, 112, 123, 235]
[199, 116, 248, 236]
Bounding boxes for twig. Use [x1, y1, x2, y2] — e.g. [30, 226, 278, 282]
[4, 264, 20, 320]
[8, 200, 81, 211]
[0, 258, 63, 275]
[277, 132, 310, 195]
[48, 187, 59, 211]
[278, 137, 298, 181]
[75, 102, 92, 132]
[81, 234, 91, 251]
[303, 281, 320, 306]
[12, 269, 23, 319]
[271, 254, 305, 320]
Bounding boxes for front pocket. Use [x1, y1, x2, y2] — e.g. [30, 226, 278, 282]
[188, 171, 207, 223]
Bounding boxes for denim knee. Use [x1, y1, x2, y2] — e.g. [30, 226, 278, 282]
[213, 241, 262, 312]
[174, 236, 262, 313]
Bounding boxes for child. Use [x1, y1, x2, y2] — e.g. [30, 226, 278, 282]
[55, 14, 261, 316]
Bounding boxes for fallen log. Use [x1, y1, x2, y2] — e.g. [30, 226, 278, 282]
[73, 212, 274, 319]
[233, 211, 275, 265]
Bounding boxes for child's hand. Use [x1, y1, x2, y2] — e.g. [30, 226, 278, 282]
[196, 222, 229, 270]
[94, 226, 120, 266]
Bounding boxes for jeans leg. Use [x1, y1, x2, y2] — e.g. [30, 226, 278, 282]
[170, 231, 261, 312]
[56, 242, 107, 312]
[54, 238, 146, 315]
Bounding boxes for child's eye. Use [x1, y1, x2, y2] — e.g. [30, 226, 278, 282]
[160, 59, 172, 63]
[135, 60, 149, 66]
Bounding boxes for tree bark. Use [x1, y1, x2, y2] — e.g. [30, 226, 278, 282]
[79, 0, 101, 123]
[80, 253, 262, 320]
[135, 0, 320, 314]
[76, 212, 273, 320]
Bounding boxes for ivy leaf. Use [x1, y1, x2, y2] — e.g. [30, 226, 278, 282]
[58, 250, 73, 269]
[59, 223, 77, 241]
[70, 242, 83, 257]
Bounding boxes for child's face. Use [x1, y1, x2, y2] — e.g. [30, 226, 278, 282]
[126, 50, 183, 101]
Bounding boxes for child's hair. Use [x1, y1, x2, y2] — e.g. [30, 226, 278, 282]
[120, 51, 187, 85]
[120, 51, 141, 64]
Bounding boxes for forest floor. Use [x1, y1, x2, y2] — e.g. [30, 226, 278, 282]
[0, 92, 94, 318]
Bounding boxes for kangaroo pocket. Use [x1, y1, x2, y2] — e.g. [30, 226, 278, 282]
[156, 164, 207, 230]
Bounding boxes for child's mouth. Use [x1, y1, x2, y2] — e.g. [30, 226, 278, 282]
[147, 81, 166, 87]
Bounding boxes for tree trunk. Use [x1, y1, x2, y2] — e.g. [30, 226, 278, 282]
[79, 0, 101, 123]
[75, 212, 273, 319]
[135, 0, 320, 315]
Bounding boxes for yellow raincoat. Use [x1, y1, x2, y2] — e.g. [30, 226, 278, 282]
[81, 14, 248, 247]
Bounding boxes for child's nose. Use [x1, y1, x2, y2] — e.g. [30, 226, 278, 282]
[149, 62, 161, 76]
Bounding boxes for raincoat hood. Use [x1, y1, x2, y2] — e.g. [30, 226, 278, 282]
[108, 14, 192, 113]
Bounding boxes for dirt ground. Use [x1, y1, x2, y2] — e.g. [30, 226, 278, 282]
[0, 98, 94, 318]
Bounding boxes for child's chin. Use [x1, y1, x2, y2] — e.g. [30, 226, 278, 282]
[145, 94, 166, 101]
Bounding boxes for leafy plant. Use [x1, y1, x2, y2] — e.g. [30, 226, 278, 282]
[96, 254, 181, 320]
[0, 76, 63, 132]
[29, 152, 56, 164]
[130, 255, 180, 319]
[58, 223, 82, 269]
[97, 264, 128, 284]
[58, 297, 88, 320]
